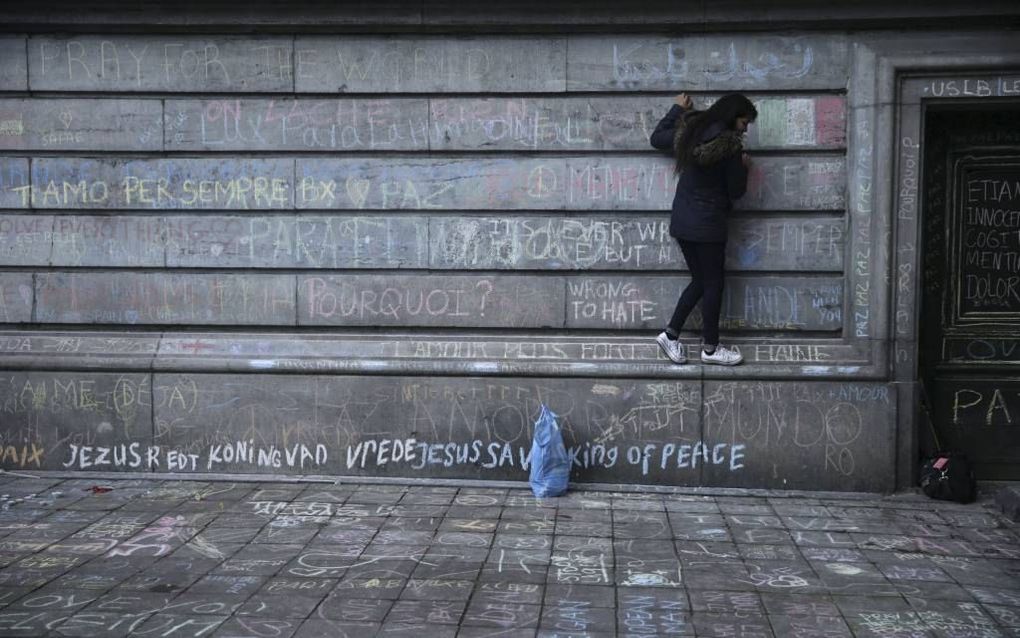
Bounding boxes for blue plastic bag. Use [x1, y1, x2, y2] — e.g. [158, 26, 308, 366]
[529, 404, 569, 498]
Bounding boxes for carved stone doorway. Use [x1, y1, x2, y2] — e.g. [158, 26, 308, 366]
[919, 104, 1020, 479]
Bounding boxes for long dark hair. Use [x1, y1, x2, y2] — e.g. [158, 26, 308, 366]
[675, 93, 757, 172]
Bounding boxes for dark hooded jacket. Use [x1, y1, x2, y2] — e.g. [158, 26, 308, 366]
[650, 104, 748, 242]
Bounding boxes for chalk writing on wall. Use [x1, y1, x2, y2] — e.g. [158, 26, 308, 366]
[955, 159, 1020, 315]
[30, 36, 293, 92]
[567, 35, 848, 91]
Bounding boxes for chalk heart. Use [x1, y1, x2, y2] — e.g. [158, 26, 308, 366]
[58, 111, 73, 130]
[210, 243, 223, 257]
[345, 177, 371, 209]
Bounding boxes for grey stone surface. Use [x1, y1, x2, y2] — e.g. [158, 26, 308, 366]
[28, 35, 293, 92]
[295, 157, 555, 210]
[49, 216, 164, 268]
[294, 36, 566, 93]
[8, 325, 872, 364]
[0, 99, 163, 152]
[296, 156, 845, 211]
[29, 158, 294, 210]
[564, 275, 843, 331]
[0, 37, 27, 91]
[0, 159, 30, 209]
[35, 272, 296, 325]
[430, 95, 846, 152]
[430, 215, 844, 272]
[0, 212, 844, 272]
[0, 213, 432, 270]
[0, 27, 1014, 495]
[165, 215, 428, 269]
[145, 333, 867, 374]
[146, 373, 709, 484]
[165, 98, 429, 151]
[566, 34, 849, 91]
[702, 381, 897, 491]
[0, 215, 55, 265]
[0, 372, 152, 471]
[0, 333, 160, 370]
[297, 274, 563, 328]
[0, 274, 34, 324]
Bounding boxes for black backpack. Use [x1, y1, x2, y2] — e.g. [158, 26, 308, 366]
[919, 452, 976, 504]
[918, 383, 976, 504]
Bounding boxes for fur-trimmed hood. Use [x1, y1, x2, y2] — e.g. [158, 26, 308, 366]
[672, 110, 744, 166]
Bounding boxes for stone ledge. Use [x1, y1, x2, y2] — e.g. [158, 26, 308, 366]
[0, 330, 883, 379]
[3, 2, 1018, 31]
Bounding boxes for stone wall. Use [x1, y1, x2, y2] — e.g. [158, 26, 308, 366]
[0, 6, 1017, 490]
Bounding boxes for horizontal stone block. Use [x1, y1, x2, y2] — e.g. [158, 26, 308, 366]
[0, 36, 28, 90]
[565, 275, 843, 331]
[749, 96, 846, 150]
[0, 211, 843, 272]
[164, 95, 843, 153]
[0, 274, 33, 323]
[431, 215, 844, 271]
[296, 157, 549, 210]
[165, 215, 428, 269]
[0, 215, 53, 265]
[567, 34, 849, 91]
[151, 373, 706, 483]
[0, 213, 430, 269]
[35, 272, 296, 325]
[0, 372, 152, 472]
[0, 333, 160, 357]
[48, 216, 165, 267]
[0, 214, 164, 268]
[165, 98, 430, 151]
[702, 380, 895, 491]
[0, 99, 163, 151]
[297, 156, 845, 211]
[728, 216, 845, 271]
[29, 158, 294, 209]
[10, 155, 847, 212]
[297, 274, 563, 328]
[28, 35, 293, 92]
[0, 329, 875, 379]
[0, 159, 30, 209]
[294, 36, 566, 93]
[743, 157, 846, 210]
[431, 95, 845, 152]
[141, 372, 890, 490]
[148, 333, 862, 367]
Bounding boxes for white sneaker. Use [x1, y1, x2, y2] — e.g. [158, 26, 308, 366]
[655, 332, 686, 364]
[701, 345, 743, 366]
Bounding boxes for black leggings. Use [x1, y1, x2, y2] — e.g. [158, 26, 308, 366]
[667, 239, 726, 347]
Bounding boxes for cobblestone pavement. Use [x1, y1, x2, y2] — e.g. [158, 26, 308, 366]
[0, 476, 1016, 637]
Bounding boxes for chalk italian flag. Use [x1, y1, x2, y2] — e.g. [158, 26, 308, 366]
[753, 97, 845, 148]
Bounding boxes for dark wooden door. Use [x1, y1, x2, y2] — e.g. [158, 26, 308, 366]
[920, 106, 1020, 479]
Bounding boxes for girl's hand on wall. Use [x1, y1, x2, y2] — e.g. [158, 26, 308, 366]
[674, 93, 693, 109]
[741, 153, 752, 168]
